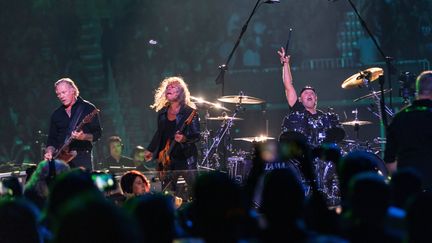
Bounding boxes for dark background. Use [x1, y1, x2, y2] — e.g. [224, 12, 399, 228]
[1, 0, 431, 166]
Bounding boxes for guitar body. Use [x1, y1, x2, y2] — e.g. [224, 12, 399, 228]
[53, 108, 99, 163]
[158, 139, 172, 170]
[55, 146, 77, 163]
[157, 109, 197, 180]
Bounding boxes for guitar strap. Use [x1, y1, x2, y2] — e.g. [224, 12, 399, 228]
[65, 103, 85, 143]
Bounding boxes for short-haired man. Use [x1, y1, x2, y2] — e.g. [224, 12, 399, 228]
[104, 136, 134, 168]
[385, 70, 432, 190]
[44, 78, 102, 171]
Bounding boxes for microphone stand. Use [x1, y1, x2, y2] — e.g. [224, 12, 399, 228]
[344, 0, 396, 132]
[215, 0, 271, 96]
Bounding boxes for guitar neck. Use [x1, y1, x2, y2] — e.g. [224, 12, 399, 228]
[53, 108, 99, 159]
[166, 109, 196, 155]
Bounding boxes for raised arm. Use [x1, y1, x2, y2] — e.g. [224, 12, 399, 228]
[277, 47, 297, 107]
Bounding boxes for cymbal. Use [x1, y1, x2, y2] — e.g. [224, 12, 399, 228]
[206, 116, 243, 121]
[341, 120, 373, 126]
[234, 135, 275, 142]
[341, 67, 384, 89]
[218, 95, 265, 104]
[353, 89, 392, 102]
[191, 96, 230, 111]
[340, 139, 357, 144]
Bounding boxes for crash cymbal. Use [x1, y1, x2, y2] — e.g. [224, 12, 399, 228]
[341, 67, 384, 89]
[206, 116, 243, 121]
[233, 135, 275, 143]
[341, 120, 373, 126]
[191, 96, 230, 111]
[353, 89, 392, 102]
[218, 95, 265, 104]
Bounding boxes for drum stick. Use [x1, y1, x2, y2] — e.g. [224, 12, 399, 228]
[284, 28, 293, 57]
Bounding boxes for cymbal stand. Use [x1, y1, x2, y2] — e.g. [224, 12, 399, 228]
[199, 109, 212, 160]
[199, 97, 243, 170]
[351, 109, 361, 140]
[362, 76, 394, 119]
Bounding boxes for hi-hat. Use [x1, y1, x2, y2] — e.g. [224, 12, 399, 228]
[218, 95, 265, 104]
[234, 135, 275, 142]
[341, 120, 373, 126]
[206, 116, 243, 121]
[341, 67, 384, 89]
[191, 96, 230, 111]
[353, 89, 392, 102]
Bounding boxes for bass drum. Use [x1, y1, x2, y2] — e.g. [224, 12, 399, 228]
[313, 158, 341, 207]
[339, 148, 389, 179]
[373, 153, 389, 179]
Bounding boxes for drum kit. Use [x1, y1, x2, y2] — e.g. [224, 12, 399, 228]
[192, 67, 390, 201]
[191, 92, 269, 184]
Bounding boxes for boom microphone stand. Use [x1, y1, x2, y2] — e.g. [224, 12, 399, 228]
[344, 0, 396, 130]
[214, 0, 280, 96]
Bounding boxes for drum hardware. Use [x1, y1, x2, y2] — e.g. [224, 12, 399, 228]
[312, 158, 341, 206]
[233, 135, 275, 143]
[206, 116, 244, 121]
[217, 94, 265, 105]
[191, 96, 233, 170]
[341, 67, 383, 89]
[340, 109, 372, 140]
[353, 89, 392, 102]
[373, 137, 386, 144]
[226, 153, 253, 185]
[199, 91, 255, 170]
[191, 96, 230, 112]
[340, 120, 373, 126]
[342, 67, 394, 118]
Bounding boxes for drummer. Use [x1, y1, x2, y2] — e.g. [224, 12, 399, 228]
[278, 47, 318, 115]
[278, 47, 343, 206]
[277, 47, 341, 145]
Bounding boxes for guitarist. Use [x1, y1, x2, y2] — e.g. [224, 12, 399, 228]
[44, 78, 102, 171]
[144, 77, 200, 197]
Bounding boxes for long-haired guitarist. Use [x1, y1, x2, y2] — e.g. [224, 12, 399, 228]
[44, 78, 102, 171]
[144, 76, 200, 198]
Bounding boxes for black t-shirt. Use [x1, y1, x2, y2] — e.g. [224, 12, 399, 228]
[47, 96, 102, 151]
[104, 155, 135, 168]
[384, 99, 432, 189]
[161, 118, 176, 150]
[289, 100, 324, 118]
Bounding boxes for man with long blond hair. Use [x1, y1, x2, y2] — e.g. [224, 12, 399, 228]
[144, 77, 200, 199]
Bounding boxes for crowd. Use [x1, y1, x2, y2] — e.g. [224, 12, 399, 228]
[0, 135, 430, 242]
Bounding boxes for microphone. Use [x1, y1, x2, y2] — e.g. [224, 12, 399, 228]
[264, 0, 280, 3]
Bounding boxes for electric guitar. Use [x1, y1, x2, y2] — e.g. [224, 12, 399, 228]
[53, 108, 100, 163]
[158, 109, 197, 172]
